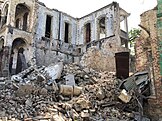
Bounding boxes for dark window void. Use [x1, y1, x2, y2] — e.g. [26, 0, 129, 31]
[45, 15, 52, 38]
[16, 19, 20, 28]
[121, 38, 128, 48]
[99, 17, 106, 39]
[115, 52, 129, 79]
[4, 9, 8, 24]
[85, 23, 91, 43]
[23, 12, 28, 31]
[0, 11, 1, 27]
[64, 22, 69, 43]
[15, 4, 30, 30]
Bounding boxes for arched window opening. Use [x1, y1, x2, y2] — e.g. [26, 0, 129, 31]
[2, 4, 9, 26]
[15, 4, 30, 31]
[11, 38, 27, 75]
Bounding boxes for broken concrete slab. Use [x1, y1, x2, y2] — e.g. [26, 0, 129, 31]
[45, 62, 64, 80]
[118, 89, 132, 103]
[64, 74, 75, 86]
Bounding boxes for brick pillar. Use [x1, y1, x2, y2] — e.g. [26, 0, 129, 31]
[135, 7, 162, 120]
[148, 0, 162, 119]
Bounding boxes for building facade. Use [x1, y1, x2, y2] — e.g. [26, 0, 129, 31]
[0, 0, 129, 76]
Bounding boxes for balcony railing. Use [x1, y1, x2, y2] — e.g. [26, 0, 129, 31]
[120, 29, 128, 40]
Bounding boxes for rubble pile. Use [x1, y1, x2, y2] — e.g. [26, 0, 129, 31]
[0, 63, 138, 121]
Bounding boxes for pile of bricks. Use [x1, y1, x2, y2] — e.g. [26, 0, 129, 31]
[0, 62, 139, 121]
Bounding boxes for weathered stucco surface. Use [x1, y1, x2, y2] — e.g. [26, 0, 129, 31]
[0, 0, 129, 76]
[81, 36, 128, 72]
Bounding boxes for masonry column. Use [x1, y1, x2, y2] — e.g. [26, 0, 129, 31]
[106, 13, 114, 37]
[148, 0, 162, 119]
[1, 36, 11, 77]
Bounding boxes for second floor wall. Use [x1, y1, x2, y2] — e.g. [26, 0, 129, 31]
[0, 0, 129, 49]
[0, 0, 37, 32]
[34, 1, 129, 47]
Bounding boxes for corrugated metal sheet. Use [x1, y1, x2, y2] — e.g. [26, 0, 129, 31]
[115, 52, 129, 79]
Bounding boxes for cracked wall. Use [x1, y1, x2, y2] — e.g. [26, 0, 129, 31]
[0, 0, 129, 76]
[0, 0, 37, 76]
[34, 2, 125, 67]
[135, 8, 162, 119]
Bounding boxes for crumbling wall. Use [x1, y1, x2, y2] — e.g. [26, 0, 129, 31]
[34, 3, 78, 66]
[0, 0, 38, 76]
[77, 3, 116, 45]
[135, 8, 162, 119]
[0, 0, 129, 76]
[81, 36, 128, 72]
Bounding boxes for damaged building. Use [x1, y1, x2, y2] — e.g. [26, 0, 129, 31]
[0, 0, 160, 120]
[0, 0, 130, 77]
[135, 6, 162, 119]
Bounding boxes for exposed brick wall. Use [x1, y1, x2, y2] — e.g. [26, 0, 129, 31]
[135, 8, 162, 119]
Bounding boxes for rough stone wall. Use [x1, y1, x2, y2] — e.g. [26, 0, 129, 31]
[135, 36, 148, 71]
[80, 36, 128, 72]
[79, 3, 129, 72]
[135, 8, 162, 119]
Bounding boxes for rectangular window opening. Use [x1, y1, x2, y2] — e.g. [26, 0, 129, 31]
[64, 22, 69, 43]
[86, 23, 91, 43]
[45, 15, 52, 38]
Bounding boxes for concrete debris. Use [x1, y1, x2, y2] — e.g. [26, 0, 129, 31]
[118, 89, 132, 103]
[44, 62, 63, 80]
[64, 74, 75, 86]
[59, 85, 82, 96]
[0, 62, 150, 120]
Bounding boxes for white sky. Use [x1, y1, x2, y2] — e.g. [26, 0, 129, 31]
[39, 0, 157, 31]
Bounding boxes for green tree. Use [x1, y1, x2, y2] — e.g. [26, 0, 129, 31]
[128, 28, 141, 55]
[128, 28, 141, 72]
[129, 28, 141, 45]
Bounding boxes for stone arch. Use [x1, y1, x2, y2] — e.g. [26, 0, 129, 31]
[97, 15, 107, 39]
[10, 38, 28, 74]
[1, 1, 9, 11]
[2, 3, 9, 26]
[15, 3, 30, 31]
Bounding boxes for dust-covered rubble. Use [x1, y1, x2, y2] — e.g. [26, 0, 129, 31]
[0, 62, 147, 121]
